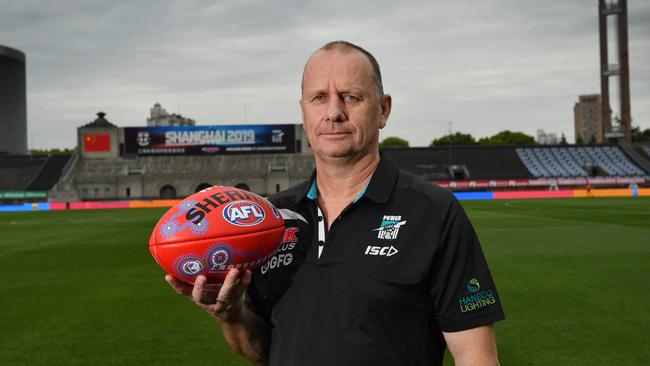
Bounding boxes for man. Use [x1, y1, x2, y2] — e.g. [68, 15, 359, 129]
[166, 40, 505, 365]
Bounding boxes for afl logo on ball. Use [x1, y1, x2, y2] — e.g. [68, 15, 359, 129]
[174, 255, 205, 277]
[223, 201, 265, 226]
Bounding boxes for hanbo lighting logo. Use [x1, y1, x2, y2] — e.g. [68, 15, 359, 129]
[223, 201, 265, 226]
[467, 278, 480, 293]
[372, 215, 407, 240]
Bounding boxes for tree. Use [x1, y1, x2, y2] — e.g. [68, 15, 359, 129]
[588, 135, 597, 145]
[575, 136, 584, 145]
[477, 130, 535, 145]
[380, 136, 409, 148]
[29, 148, 74, 155]
[430, 132, 477, 146]
[631, 125, 650, 142]
[560, 133, 568, 145]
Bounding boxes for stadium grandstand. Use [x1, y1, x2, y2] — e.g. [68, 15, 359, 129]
[383, 142, 649, 191]
[515, 145, 644, 177]
[0, 154, 70, 201]
[2, 112, 650, 203]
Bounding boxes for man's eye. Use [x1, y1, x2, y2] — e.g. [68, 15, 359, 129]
[312, 95, 325, 102]
[344, 94, 359, 102]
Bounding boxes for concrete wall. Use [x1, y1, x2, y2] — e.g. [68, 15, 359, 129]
[51, 153, 315, 200]
[78, 126, 120, 159]
[48, 124, 315, 201]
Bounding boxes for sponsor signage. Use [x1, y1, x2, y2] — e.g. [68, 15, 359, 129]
[0, 191, 48, 200]
[435, 176, 646, 190]
[124, 124, 296, 156]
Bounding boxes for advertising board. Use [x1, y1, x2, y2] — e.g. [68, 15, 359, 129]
[124, 125, 296, 155]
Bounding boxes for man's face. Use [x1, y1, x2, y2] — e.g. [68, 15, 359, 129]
[300, 48, 391, 161]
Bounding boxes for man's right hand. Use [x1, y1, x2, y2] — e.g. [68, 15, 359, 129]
[165, 268, 270, 365]
[165, 268, 252, 323]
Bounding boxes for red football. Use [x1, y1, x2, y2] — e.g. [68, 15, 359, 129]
[149, 186, 285, 283]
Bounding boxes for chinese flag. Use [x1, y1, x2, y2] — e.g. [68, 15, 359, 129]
[84, 134, 111, 152]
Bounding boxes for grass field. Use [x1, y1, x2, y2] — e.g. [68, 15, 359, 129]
[1, 197, 649, 365]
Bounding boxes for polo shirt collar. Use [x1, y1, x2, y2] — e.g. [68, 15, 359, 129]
[297, 152, 399, 205]
[306, 177, 369, 203]
[306, 179, 318, 200]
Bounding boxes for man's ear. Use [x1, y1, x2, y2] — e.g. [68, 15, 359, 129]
[379, 94, 392, 129]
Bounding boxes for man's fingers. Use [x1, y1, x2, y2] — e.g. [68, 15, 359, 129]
[241, 269, 252, 286]
[200, 269, 250, 320]
[165, 274, 193, 296]
[217, 268, 246, 302]
[167, 270, 251, 320]
[229, 269, 252, 300]
[192, 275, 210, 305]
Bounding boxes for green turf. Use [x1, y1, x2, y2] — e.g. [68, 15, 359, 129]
[1, 197, 649, 365]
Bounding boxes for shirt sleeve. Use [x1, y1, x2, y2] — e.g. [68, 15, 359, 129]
[429, 196, 505, 332]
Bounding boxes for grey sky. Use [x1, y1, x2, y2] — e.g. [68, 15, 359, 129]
[1, 0, 649, 149]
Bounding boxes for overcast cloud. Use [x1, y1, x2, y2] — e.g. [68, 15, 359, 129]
[1, 0, 649, 149]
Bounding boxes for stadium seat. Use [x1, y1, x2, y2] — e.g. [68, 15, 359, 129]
[517, 146, 643, 178]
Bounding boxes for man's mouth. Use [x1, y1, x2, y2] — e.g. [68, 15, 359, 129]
[319, 131, 351, 136]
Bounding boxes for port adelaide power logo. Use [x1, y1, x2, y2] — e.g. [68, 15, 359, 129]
[365, 215, 406, 257]
[373, 215, 406, 240]
[222, 201, 265, 226]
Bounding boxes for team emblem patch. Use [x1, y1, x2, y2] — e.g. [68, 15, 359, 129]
[137, 131, 150, 147]
[205, 244, 233, 271]
[372, 215, 406, 240]
[174, 255, 205, 277]
[222, 201, 265, 226]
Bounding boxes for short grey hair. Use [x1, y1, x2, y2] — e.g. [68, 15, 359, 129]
[301, 40, 384, 100]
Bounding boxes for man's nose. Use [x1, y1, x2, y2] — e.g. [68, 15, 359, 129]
[325, 96, 347, 123]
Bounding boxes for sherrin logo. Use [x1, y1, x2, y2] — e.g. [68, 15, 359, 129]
[223, 201, 265, 226]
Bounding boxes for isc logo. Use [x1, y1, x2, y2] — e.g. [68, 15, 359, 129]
[223, 201, 265, 226]
[364, 245, 399, 257]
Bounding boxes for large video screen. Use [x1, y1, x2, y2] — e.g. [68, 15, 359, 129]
[124, 124, 296, 155]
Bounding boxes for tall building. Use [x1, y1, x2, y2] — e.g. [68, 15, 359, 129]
[146, 102, 195, 126]
[574, 94, 603, 143]
[0, 45, 27, 154]
[536, 129, 559, 145]
[599, 0, 631, 141]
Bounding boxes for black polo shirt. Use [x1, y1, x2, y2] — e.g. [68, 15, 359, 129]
[245, 154, 505, 366]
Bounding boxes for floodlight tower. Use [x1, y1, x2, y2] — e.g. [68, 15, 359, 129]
[598, 0, 631, 142]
